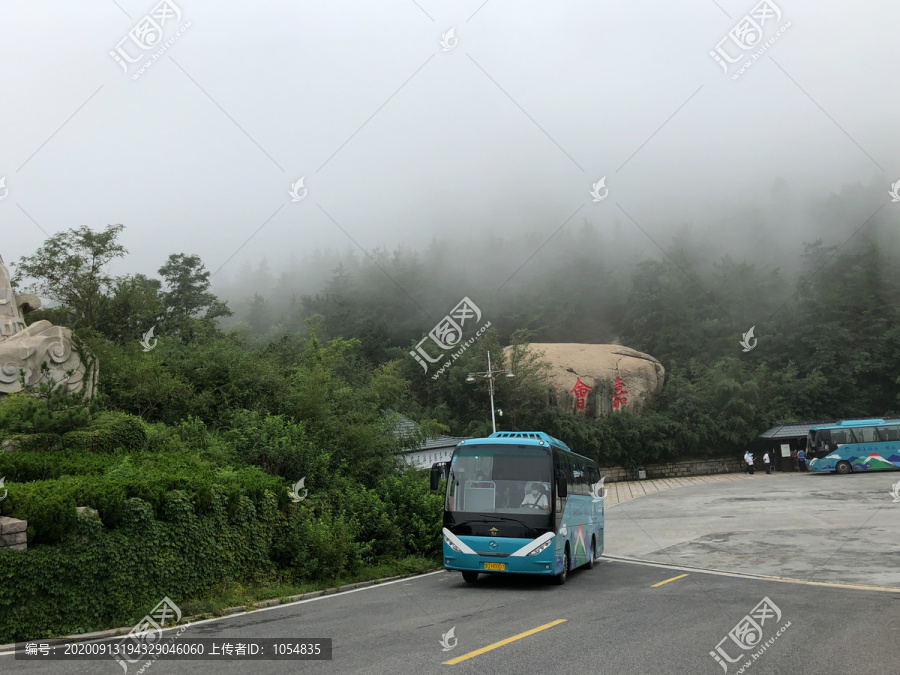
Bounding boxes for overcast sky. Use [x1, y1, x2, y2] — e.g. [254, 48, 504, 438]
[2, 0, 898, 294]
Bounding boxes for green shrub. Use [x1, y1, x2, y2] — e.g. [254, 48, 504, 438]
[0, 450, 112, 483]
[0, 393, 90, 436]
[0, 490, 282, 643]
[222, 410, 330, 485]
[335, 481, 404, 562]
[0, 456, 286, 544]
[0, 433, 64, 453]
[376, 474, 443, 558]
[270, 503, 361, 580]
[61, 412, 148, 453]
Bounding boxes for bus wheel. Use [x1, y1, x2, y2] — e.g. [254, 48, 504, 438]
[835, 461, 852, 475]
[554, 549, 570, 585]
[461, 571, 479, 583]
[586, 537, 596, 569]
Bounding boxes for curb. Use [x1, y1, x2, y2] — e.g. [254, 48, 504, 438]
[0, 567, 443, 653]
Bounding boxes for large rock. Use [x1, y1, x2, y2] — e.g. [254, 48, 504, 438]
[0, 253, 97, 397]
[519, 343, 664, 416]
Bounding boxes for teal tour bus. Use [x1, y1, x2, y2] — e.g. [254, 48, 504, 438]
[432, 431, 604, 585]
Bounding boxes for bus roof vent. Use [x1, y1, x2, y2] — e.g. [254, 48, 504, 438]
[836, 419, 885, 426]
[488, 431, 572, 451]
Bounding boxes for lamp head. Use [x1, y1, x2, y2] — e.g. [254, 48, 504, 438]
[465, 374, 476, 384]
[505, 371, 516, 380]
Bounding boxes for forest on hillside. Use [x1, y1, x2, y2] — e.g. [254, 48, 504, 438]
[11, 193, 900, 467]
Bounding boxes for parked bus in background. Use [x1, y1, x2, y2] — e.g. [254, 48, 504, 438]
[806, 419, 900, 474]
[433, 431, 603, 585]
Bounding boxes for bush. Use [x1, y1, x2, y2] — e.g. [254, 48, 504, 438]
[270, 503, 361, 580]
[222, 410, 330, 486]
[335, 480, 404, 562]
[0, 449, 112, 483]
[61, 412, 148, 453]
[0, 393, 90, 436]
[0, 433, 64, 453]
[376, 474, 443, 558]
[0, 455, 285, 544]
[0, 489, 282, 644]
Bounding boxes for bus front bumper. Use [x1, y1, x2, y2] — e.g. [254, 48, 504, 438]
[442, 534, 560, 575]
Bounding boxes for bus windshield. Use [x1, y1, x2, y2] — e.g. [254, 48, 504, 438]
[447, 444, 552, 515]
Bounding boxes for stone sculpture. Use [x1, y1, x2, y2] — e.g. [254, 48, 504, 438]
[0, 253, 96, 397]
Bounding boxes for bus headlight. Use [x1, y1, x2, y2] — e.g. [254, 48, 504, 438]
[444, 535, 461, 552]
[527, 540, 552, 556]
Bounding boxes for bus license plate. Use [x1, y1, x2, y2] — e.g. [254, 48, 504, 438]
[484, 562, 505, 571]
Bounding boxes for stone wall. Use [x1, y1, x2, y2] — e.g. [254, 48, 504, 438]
[599, 457, 745, 482]
[0, 516, 27, 552]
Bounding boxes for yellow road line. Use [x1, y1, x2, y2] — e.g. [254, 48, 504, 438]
[651, 573, 689, 587]
[442, 619, 567, 665]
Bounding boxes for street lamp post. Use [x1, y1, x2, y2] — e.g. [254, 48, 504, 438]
[466, 351, 515, 433]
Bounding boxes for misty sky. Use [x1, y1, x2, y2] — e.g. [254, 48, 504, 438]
[2, 0, 898, 298]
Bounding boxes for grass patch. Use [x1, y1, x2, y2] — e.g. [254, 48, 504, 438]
[176, 556, 440, 619]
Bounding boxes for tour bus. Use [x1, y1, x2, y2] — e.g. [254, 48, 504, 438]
[432, 431, 603, 585]
[806, 419, 900, 474]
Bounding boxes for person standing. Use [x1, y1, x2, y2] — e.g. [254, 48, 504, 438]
[798, 447, 807, 471]
[746, 452, 755, 475]
[763, 452, 771, 474]
[743, 451, 751, 473]
[791, 448, 800, 472]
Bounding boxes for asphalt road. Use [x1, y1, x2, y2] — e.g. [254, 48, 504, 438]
[2, 558, 898, 675]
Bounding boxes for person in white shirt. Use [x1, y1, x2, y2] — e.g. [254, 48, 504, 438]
[520, 483, 549, 510]
[763, 452, 771, 474]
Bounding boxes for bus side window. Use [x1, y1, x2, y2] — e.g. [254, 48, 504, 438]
[860, 427, 877, 443]
[572, 457, 583, 495]
[878, 426, 899, 441]
[581, 460, 591, 494]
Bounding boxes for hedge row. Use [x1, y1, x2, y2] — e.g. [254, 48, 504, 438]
[0, 475, 443, 644]
[0, 458, 286, 544]
[2, 411, 149, 454]
[1, 490, 293, 643]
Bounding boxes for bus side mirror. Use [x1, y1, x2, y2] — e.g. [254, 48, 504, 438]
[430, 462, 448, 491]
[557, 470, 568, 499]
[430, 466, 442, 491]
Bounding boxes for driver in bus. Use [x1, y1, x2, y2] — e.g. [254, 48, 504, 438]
[520, 482, 549, 510]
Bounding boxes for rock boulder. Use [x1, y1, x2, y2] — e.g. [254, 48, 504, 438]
[519, 343, 665, 416]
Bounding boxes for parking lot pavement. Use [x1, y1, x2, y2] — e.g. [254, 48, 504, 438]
[605, 470, 900, 588]
[604, 470, 765, 506]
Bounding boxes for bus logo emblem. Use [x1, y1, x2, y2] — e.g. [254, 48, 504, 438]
[488, 527, 499, 536]
[489, 540, 498, 549]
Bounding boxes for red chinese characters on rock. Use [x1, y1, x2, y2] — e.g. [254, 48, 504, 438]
[611, 376, 628, 410]
[569, 377, 592, 411]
